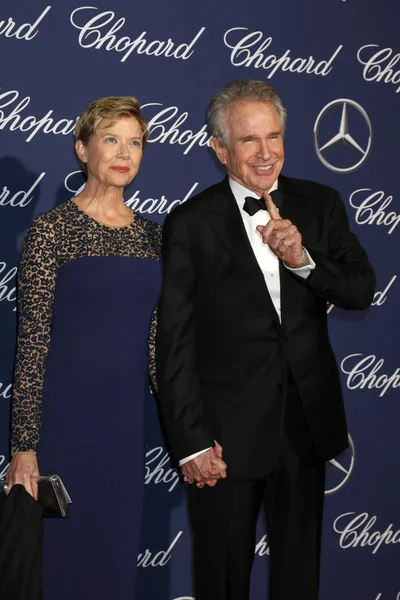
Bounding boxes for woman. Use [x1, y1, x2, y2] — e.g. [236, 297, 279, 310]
[6, 96, 161, 599]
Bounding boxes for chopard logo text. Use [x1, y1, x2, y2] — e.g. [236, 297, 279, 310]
[144, 446, 180, 492]
[0, 173, 46, 207]
[64, 170, 200, 213]
[0, 89, 78, 142]
[357, 44, 400, 94]
[0, 382, 12, 400]
[334, 512, 400, 554]
[0, 6, 51, 41]
[70, 7, 205, 63]
[138, 531, 182, 567]
[143, 102, 211, 154]
[0, 262, 17, 311]
[341, 354, 400, 398]
[0, 456, 10, 479]
[349, 188, 400, 235]
[224, 28, 342, 78]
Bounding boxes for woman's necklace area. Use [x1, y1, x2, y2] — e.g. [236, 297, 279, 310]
[95, 215, 134, 229]
[72, 199, 135, 229]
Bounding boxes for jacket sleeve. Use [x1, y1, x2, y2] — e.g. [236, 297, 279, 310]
[156, 211, 214, 462]
[303, 190, 376, 310]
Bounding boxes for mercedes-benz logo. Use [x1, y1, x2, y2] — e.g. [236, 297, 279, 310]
[314, 99, 372, 173]
[325, 434, 355, 495]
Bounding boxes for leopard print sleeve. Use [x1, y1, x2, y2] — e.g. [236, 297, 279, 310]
[147, 220, 161, 396]
[148, 304, 158, 394]
[11, 214, 58, 454]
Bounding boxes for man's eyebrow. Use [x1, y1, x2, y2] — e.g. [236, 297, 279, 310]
[238, 134, 259, 141]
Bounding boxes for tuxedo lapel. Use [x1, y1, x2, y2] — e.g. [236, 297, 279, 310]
[206, 179, 279, 317]
[278, 175, 310, 234]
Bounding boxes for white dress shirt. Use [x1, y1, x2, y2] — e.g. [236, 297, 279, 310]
[179, 178, 315, 466]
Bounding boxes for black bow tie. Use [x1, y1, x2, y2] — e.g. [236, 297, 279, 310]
[243, 190, 282, 216]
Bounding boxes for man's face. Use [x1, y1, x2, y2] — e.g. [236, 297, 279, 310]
[211, 100, 285, 195]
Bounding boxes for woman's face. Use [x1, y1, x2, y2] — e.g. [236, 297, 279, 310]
[76, 116, 144, 189]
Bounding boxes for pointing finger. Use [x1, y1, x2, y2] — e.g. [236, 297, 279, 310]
[262, 191, 281, 220]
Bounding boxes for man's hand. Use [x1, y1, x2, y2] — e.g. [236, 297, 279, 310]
[182, 441, 227, 489]
[256, 191, 305, 268]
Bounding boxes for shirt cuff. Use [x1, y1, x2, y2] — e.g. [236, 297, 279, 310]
[179, 447, 212, 466]
[284, 248, 315, 280]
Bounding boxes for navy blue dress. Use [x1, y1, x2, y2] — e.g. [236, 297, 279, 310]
[11, 200, 161, 599]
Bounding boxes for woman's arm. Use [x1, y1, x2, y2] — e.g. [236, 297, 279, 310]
[7, 215, 58, 496]
[148, 305, 158, 394]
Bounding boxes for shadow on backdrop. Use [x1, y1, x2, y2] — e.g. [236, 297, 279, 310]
[0, 157, 43, 254]
[0, 157, 43, 464]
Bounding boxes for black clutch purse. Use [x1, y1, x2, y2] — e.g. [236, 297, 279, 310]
[0, 475, 72, 518]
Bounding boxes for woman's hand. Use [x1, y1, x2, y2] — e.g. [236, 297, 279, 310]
[6, 451, 40, 499]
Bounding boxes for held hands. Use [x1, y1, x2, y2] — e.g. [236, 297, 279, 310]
[181, 440, 227, 489]
[6, 451, 40, 499]
[256, 191, 305, 268]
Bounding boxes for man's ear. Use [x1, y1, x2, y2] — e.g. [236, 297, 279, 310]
[75, 140, 88, 165]
[210, 137, 227, 166]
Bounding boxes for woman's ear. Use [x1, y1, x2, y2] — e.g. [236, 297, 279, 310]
[75, 140, 88, 164]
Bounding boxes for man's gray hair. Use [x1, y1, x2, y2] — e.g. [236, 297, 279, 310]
[207, 80, 287, 146]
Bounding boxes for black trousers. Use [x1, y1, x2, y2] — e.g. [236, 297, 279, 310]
[187, 374, 326, 600]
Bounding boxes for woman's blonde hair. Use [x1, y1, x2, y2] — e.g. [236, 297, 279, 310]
[74, 96, 149, 147]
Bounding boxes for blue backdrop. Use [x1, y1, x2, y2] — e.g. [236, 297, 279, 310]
[1, 1, 399, 599]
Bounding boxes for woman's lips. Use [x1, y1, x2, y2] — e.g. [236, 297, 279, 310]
[111, 166, 130, 173]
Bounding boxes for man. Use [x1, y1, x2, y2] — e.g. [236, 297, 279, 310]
[156, 80, 375, 600]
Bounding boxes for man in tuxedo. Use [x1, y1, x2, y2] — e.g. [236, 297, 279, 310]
[156, 80, 375, 600]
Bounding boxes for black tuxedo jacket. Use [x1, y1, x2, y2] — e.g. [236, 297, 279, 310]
[156, 176, 376, 478]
